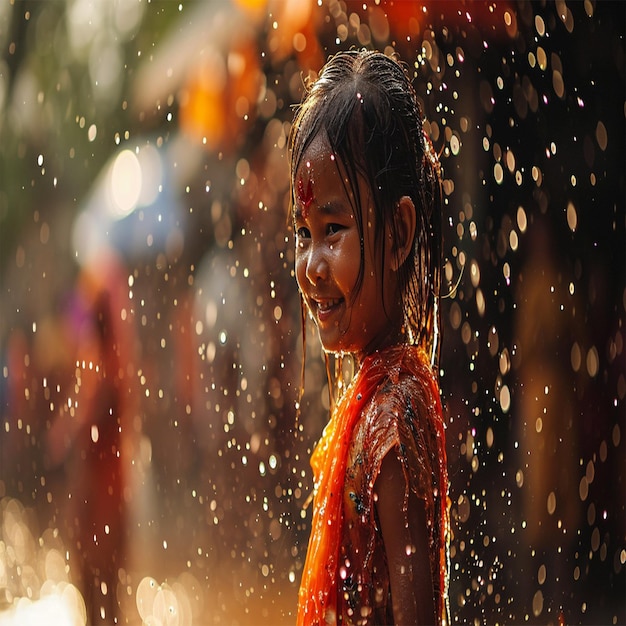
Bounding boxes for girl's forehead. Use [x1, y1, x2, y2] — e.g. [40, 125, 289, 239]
[294, 134, 339, 211]
[294, 132, 375, 224]
[299, 132, 337, 170]
[296, 176, 314, 217]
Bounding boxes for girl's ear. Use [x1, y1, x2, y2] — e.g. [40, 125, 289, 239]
[389, 196, 417, 272]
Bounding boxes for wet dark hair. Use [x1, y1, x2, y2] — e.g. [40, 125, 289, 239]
[289, 49, 443, 365]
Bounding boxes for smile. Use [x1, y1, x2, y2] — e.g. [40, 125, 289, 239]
[312, 297, 343, 322]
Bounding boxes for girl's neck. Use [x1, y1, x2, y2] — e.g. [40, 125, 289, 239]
[354, 320, 407, 368]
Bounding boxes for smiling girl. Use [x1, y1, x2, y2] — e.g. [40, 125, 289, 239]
[289, 50, 450, 625]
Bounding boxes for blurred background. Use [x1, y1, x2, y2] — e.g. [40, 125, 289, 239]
[0, 1, 623, 624]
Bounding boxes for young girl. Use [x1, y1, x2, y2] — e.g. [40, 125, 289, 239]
[289, 50, 450, 625]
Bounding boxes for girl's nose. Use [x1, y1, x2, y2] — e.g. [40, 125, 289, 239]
[305, 243, 329, 285]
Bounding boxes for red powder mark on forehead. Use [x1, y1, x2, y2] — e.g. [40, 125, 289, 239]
[296, 175, 314, 219]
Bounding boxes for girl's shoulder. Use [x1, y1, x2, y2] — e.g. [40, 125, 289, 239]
[355, 363, 441, 457]
[352, 373, 420, 457]
[372, 361, 433, 419]
[348, 345, 442, 468]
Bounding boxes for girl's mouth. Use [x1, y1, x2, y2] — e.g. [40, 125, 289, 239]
[313, 298, 343, 323]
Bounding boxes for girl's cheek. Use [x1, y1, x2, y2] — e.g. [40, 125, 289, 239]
[294, 256, 306, 288]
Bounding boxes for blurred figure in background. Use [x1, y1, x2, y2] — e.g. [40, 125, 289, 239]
[45, 249, 139, 624]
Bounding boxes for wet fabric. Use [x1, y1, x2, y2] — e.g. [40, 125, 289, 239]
[297, 344, 449, 626]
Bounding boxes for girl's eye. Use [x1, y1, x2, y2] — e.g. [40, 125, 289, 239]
[327, 223, 343, 236]
[296, 226, 311, 239]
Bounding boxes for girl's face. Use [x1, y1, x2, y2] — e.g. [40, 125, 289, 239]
[294, 133, 402, 362]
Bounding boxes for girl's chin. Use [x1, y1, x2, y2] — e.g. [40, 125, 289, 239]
[317, 331, 357, 357]
[316, 333, 344, 355]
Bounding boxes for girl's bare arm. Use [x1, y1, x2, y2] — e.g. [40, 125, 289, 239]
[376, 451, 436, 625]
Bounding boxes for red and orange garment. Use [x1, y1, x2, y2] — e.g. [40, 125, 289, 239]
[297, 344, 449, 626]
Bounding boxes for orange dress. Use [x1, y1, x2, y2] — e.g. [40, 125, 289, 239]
[297, 344, 449, 625]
